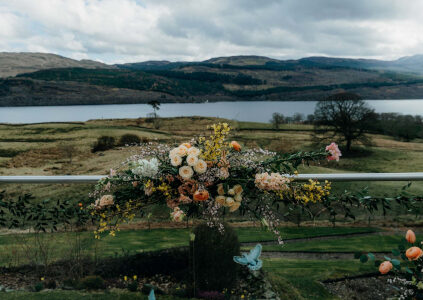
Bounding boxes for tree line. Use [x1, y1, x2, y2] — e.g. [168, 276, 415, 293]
[271, 92, 423, 151]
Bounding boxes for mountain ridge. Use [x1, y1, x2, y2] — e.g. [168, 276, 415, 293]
[2, 52, 423, 106]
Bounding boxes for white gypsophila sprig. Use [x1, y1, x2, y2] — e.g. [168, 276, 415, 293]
[203, 199, 225, 234]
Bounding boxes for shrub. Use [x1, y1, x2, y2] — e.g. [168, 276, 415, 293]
[190, 223, 240, 292]
[45, 279, 57, 289]
[78, 275, 105, 290]
[33, 282, 44, 292]
[118, 134, 141, 146]
[127, 281, 138, 292]
[91, 136, 115, 153]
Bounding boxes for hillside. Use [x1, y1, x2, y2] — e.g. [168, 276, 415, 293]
[0, 52, 114, 78]
[3, 53, 423, 105]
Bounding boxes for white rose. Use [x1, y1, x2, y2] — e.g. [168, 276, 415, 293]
[170, 155, 182, 167]
[228, 189, 235, 196]
[176, 145, 188, 157]
[187, 147, 200, 157]
[194, 159, 207, 174]
[186, 154, 199, 166]
[179, 166, 194, 180]
[169, 148, 179, 159]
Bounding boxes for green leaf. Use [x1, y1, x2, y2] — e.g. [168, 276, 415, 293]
[392, 249, 400, 256]
[405, 267, 413, 274]
[384, 256, 392, 261]
[391, 259, 401, 266]
[360, 255, 368, 263]
[367, 253, 375, 261]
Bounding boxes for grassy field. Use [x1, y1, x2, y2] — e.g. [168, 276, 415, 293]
[0, 226, 387, 299]
[0, 117, 422, 299]
[1, 117, 423, 200]
[0, 226, 379, 266]
[259, 234, 404, 252]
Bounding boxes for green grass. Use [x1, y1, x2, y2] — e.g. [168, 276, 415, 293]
[257, 234, 405, 252]
[0, 226, 379, 266]
[264, 258, 376, 300]
[236, 226, 379, 242]
[0, 290, 193, 300]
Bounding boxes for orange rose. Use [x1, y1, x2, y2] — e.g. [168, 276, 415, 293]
[193, 190, 209, 202]
[406, 246, 423, 261]
[230, 141, 241, 152]
[78, 202, 83, 207]
[406, 229, 416, 243]
[182, 143, 191, 148]
[378, 261, 393, 274]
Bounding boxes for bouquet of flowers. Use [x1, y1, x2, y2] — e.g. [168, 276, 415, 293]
[358, 230, 423, 300]
[90, 123, 340, 241]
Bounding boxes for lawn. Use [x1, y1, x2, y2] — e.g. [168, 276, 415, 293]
[0, 226, 379, 266]
[1, 290, 193, 299]
[258, 234, 404, 252]
[265, 258, 376, 300]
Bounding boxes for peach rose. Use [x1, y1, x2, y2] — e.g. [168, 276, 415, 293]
[217, 183, 225, 195]
[230, 141, 241, 152]
[406, 246, 423, 261]
[233, 184, 243, 195]
[182, 143, 191, 148]
[378, 261, 393, 274]
[215, 195, 226, 206]
[229, 201, 241, 212]
[406, 230, 416, 244]
[193, 190, 209, 202]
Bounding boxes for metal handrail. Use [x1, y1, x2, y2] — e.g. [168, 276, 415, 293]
[0, 172, 423, 183]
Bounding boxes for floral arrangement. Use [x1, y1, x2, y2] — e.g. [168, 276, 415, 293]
[90, 123, 340, 241]
[357, 229, 423, 300]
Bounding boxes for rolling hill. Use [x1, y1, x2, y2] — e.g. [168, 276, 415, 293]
[2, 53, 423, 106]
[0, 52, 114, 78]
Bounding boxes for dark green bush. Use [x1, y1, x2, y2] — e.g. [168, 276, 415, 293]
[118, 134, 141, 146]
[91, 136, 115, 152]
[78, 275, 105, 290]
[33, 282, 44, 292]
[45, 279, 57, 289]
[127, 280, 138, 292]
[190, 223, 240, 292]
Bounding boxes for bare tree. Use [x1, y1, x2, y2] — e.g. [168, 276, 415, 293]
[314, 93, 376, 151]
[148, 100, 160, 118]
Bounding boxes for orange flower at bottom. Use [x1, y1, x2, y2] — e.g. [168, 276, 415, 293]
[406, 229, 416, 243]
[406, 246, 423, 261]
[230, 141, 241, 151]
[379, 261, 393, 274]
[193, 190, 209, 202]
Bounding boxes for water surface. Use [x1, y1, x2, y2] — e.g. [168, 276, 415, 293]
[0, 100, 421, 124]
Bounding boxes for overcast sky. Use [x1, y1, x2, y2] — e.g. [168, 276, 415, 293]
[0, 0, 422, 64]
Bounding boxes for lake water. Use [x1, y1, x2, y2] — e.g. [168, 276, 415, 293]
[0, 100, 422, 124]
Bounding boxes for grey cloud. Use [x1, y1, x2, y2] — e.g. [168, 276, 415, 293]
[0, 0, 422, 62]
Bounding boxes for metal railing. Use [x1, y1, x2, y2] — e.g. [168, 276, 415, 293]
[0, 172, 423, 183]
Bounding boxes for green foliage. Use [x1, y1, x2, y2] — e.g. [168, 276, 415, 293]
[92, 136, 116, 152]
[146, 70, 263, 85]
[118, 134, 141, 146]
[0, 191, 89, 232]
[190, 223, 240, 292]
[77, 275, 105, 290]
[127, 280, 138, 292]
[33, 282, 44, 292]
